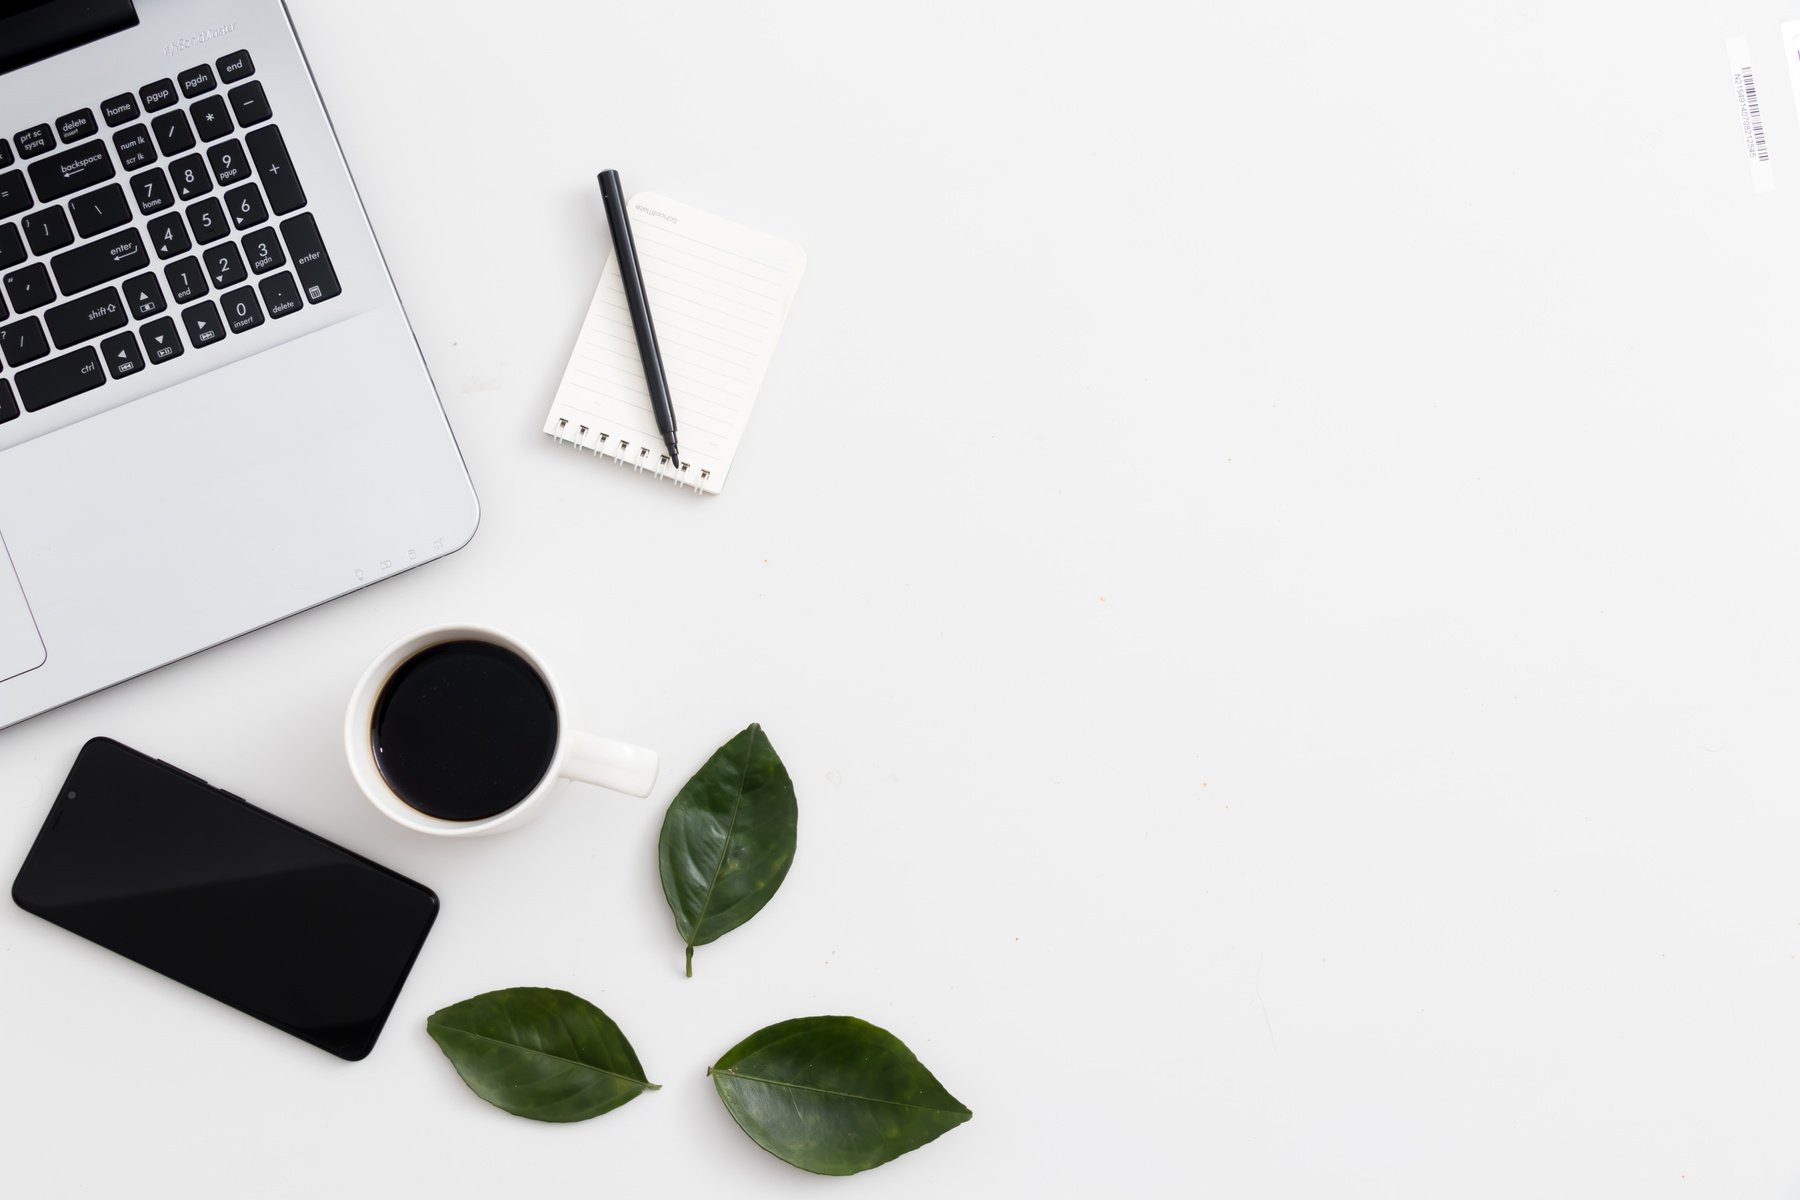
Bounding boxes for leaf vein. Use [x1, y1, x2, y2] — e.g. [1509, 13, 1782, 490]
[690, 727, 760, 942]
[713, 1069, 969, 1115]
[432, 1024, 649, 1089]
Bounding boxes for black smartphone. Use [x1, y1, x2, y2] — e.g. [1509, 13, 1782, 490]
[11, 738, 438, 1061]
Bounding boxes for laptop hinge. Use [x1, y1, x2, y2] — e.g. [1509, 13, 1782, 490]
[0, 1, 139, 75]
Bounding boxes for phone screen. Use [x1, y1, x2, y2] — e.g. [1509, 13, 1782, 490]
[11, 738, 437, 1060]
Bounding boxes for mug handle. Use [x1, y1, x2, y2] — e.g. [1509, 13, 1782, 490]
[563, 732, 659, 797]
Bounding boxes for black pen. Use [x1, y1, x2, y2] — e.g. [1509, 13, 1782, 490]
[597, 169, 680, 468]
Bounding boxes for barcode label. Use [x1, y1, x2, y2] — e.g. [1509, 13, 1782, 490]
[1728, 37, 1776, 192]
[1743, 71, 1769, 160]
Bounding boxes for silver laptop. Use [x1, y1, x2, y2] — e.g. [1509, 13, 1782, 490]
[0, 0, 479, 728]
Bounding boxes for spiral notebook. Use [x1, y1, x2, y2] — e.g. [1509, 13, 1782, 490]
[544, 193, 807, 494]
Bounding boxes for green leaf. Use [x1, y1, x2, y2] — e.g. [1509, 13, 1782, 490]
[709, 1016, 972, 1175]
[425, 987, 659, 1122]
[658, 723, 797, 976]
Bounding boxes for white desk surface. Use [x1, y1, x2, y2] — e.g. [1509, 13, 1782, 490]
[11, 1, 1800, 1195]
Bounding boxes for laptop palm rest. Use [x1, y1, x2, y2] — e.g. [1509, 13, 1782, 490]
[0, 535, 46, 685]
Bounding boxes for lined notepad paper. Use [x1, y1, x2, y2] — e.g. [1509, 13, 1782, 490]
[544, 193, 807, 494]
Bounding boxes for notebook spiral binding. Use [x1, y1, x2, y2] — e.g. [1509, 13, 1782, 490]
[549, 417, 711, 492]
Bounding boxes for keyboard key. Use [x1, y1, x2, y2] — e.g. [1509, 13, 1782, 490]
[204, 242, 247, 289]
[131, 168, 174, 216]
[188, 198, 228, 245]
[100, 330, 144, 379]
[181, 299, 225, 348]
[169, 153, 211, 201]
[281, 214, 340, 303]
[50, 230, 147, 294]
[4, 263, 54, 313]
[245, 126, 304, 214]
[0, 171, 28, 218]
[17, 346, 103, 411]
[148, 212, 190, 259]
[46, 286, 127, 349]
[122, 271, 166, 318]
[21, 207, 71, 256]
[225, 183, 267, 231]
[216, 49, 255, 84]
[191, 95, 233, 142]
[0, 379, 15, 424]
[258, 270, 303, 319]
[0, 223, 22, 270]
[100, 93, 139, 128]
[206, 139, 249, 187]
[141, 316, 183, 364]
[0, 317, 49, 367]
[179, 64, 217, 99]
[227, 81, 273, 129]
[112, 123, 156, 171]
[70, 184, 131, 238]
[56, 109, 95, 145]
[152, 109, 195, 156]
[19, 210, 65, 259]
[14, 125, 54, 159]
[0, 141, 10, 169]
[28, 139, 116, 203]
[139, 79, 178, 112]
[164, 256, 207, 304]
[220, 285, 264, 334]
[243, 226, 285, 274]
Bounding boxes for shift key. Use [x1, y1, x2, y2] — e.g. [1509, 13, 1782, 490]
[51, 229, 148, 295]
[28, 140, 117, 203]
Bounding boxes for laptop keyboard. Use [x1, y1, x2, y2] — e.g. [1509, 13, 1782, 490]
[0, 48, 340, 427]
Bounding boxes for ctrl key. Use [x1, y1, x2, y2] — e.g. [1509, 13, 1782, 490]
[17, 346, 104, 411]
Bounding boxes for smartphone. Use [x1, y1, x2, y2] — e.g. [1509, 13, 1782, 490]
[11, 738, 437, 1060]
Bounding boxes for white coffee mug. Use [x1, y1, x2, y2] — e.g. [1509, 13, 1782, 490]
[345, 623, 658, 836]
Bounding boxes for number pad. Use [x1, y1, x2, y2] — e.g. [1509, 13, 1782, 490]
[187, 197, 228, 245]
[204, 242, 246, 290]
[190, 95, 233, 142]
[112, 124, 155, 171]
[220, 285, 264, 334]
[206, 139, 248, 187]
[163, 256, 207, 304]
[132, 168, 174, 216]
[152, 109, 194, 156]
[148, 212, 190, 259]
[242, 227, 285, 274]
[0, 58, 354, 422]
[169, 153, 211, 201]
[224, 182, 266, 231]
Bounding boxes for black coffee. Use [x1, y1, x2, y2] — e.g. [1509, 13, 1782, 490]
[372, 640, 559, 822]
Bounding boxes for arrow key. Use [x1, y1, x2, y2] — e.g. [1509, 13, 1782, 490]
[122, 271, 166, 318]
[141, 315, 182, 364]
[181, 299, 224, 348]
[101, 330, 144, 379]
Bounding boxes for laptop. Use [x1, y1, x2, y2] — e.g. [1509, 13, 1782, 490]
[0, 0, 479, 729]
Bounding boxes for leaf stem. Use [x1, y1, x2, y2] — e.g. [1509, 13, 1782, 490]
[685, 944, 694, 978]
